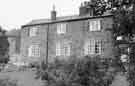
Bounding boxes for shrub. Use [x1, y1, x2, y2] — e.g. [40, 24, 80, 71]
[36, 56, 117, 86]
[0, 78, 18, 86]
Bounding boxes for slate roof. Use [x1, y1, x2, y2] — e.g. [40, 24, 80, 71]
[22, 13, 113, 27]
[25, 15, 80, 25]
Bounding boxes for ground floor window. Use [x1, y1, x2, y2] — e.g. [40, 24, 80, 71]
[84, 39, 103, 55]
[28, 44, 40, 57]
[56, 41, 70, 56]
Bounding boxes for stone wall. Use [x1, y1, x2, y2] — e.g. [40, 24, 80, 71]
[20, 16, 114, 63]
[48, 17, 114, 62]
[20, 25, 47, 63]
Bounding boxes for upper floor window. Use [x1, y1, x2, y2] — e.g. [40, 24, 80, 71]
[57, 23, 67, 34]
[28, 44, 40, 57]
[29, 27, 38, 37]
[89, 20, 101, 31]
[56, 41, 70, 56]
[84, 39, 102, 55]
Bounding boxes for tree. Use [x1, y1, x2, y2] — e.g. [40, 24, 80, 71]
[36, 56, 117, 86]
[88, 0, 135, 85]
[111, 1, 135, 86]
[0, 27, 9, 64]
[93, 0, 135, 86]
[92, 0, 135, 36]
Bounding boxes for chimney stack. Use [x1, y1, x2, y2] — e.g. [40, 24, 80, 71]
[79, 1, 94, 16]
[51, 5, 57, 20]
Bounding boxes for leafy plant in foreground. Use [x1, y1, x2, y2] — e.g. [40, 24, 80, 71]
[36, 56, 118, 86]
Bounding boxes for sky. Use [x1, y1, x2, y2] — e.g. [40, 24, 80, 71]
[0, 0, 89, 31]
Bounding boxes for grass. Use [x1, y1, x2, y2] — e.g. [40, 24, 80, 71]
[0, 70, 44, 86]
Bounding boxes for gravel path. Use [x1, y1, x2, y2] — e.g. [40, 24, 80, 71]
[111, 72, 129, 86]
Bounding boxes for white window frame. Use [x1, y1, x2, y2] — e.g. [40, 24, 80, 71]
[56, 41, 70, 56]
[84, 39, 102, 55]
[29, 27, 38, 37]
[28, 45, 40, 57]
[56, 42, 61, 56]
[63, 43, 70, 56]
[89, 19, 101, 31]
[95, 40, 102, 54]
[57, 23, 67, 34]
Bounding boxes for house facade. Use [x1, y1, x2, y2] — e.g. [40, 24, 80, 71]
[20, 1, 114, 64]
[6, 29, 21, 64]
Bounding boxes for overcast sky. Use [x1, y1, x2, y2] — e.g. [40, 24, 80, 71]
[0, 0, 89, 31]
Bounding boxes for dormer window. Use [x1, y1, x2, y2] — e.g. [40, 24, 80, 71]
[57, 23, 67, 34]
[29, 27, 38, 37]
[89, 19, 101, 31]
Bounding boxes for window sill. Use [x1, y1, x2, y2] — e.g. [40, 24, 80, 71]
[57, 33, 66, 35]
[84, 53, 102, 56]
[88, 30, 102, 32]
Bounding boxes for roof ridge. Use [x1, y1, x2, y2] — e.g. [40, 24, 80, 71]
[23, 14, 112, 27]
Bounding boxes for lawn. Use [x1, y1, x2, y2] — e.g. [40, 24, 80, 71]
[0, 69, 129, 86]
[0, 70, 44, 86]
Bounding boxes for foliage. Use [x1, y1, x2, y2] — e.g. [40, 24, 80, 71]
[91, 0, 133, 15]
[91, 0, 135, 38]
[0, 27, 9, 64]
[108, 1, 135, 86]
[101, 0, 135, 86]
[36, 1, 135, 86]
[90, 0, 135, 85]
[126, 45, 135, 86]
[0, 78, 18, 86]
[90, 0, 112, 15]
[36, 56, 118, 86]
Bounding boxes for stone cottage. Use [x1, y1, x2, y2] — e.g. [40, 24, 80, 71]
[20, 1, 114, 64]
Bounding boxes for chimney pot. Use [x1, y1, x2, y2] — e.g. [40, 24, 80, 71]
[51, 5, 57, 20]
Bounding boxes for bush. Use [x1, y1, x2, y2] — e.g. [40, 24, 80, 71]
[0, 78, 18, 86]
[36, 56, 117, 86]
